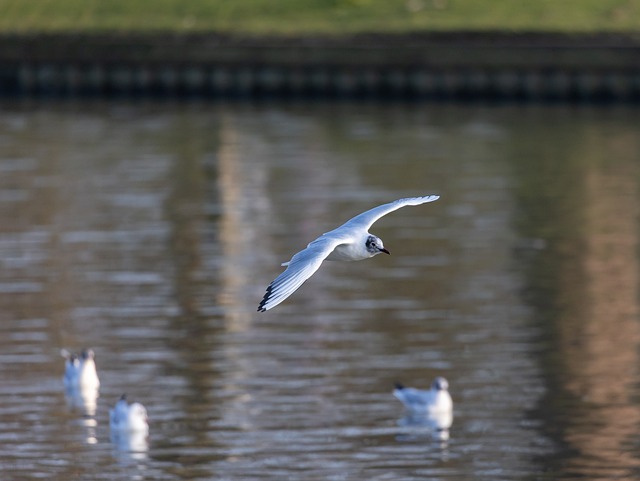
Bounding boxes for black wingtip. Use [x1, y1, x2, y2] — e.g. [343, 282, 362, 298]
[257, 283, 274, 312]
[257, 296, 268, 312]
[257, 297, 267, 311]
[394, 382, 405, 390]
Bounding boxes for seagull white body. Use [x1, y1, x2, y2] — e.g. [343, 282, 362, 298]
[61, 348, 100, 390]
[258, 195, 440, 311]
[393, 377, 453, 418]
[110, 395, 149, 433]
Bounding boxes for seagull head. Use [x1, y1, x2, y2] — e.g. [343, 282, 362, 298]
[431, 376, 449, 392]
[365, 235, 390, 256]
[81, 348, 95, 361]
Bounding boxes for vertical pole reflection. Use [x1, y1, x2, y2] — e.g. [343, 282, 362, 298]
[212, 113, 273, 432]
[559, 161, 640, 476]
[523, 131, 640, 477]
[216, 114, 272, 327]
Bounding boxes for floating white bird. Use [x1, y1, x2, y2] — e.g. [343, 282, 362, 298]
[110, 394, 149, 434]
[258, 195, 440, 311]
[393, 376, 453, 418]
[61, 348, 100, 390]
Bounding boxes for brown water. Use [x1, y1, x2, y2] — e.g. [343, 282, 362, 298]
[0, 101, 639, 480]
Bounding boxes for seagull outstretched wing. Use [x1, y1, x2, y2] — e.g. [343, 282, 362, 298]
[337, 195, 440, 233]
[258, 235, 347, 312]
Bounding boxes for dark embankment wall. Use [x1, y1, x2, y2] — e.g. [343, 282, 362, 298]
[1, 32, 639, 101]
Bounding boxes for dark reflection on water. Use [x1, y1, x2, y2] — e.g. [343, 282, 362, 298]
[0, 101, 638, 480]
[513, 111, 640, 480]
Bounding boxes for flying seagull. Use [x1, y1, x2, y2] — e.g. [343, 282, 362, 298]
[258, 195, 440, 311]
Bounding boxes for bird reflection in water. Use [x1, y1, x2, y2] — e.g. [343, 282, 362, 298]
[396, 411, 452, 443]
[110, 430, 149, 462]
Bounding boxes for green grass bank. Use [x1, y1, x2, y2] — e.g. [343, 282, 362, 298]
[1, 0, 640, 34]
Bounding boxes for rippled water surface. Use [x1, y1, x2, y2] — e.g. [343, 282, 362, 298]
[0, 101, 639, 480]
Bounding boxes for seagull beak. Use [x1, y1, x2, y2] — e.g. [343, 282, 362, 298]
[380, 247, 390, 255]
